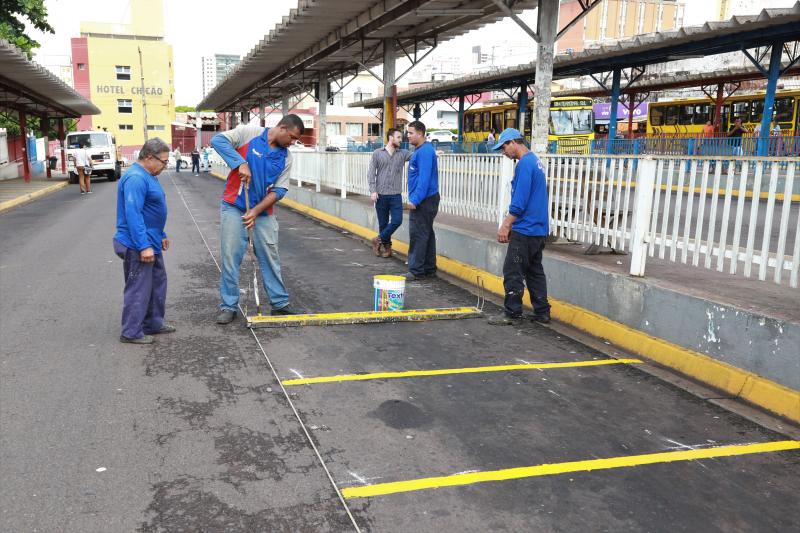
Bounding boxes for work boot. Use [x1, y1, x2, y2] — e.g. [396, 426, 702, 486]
[487, 314, 524, 326]
[381, 243, 392, 258]
[119, 334, 155, 344]
[215, 309, 236, 324]
[371, 236, 382, 256]
[146, 324, 176, 335]
[271, 304, 301, 316]
[530, 314, 551, 324]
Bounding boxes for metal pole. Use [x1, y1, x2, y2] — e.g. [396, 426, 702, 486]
[607, 68, 622, 154]
[758, 42, 783, 157]
[714, 83, 724, 133]
[627, 94, 635, 140]
[318, 75, 328, 151]
[138, 46, 149, 141]
[58, 118, 66, 173]
[517, 80, 529, 135]
[42, 116, 51, 178]
[413, 104, 422, 120]
[629, 157, 657, 277]
[19, 111, 31, 182]
[457, 94, 465, 143]
[282, 95, 290, 116]
[259, 99, 266, 126]
[532, 0, 558, 153]
[382, 40, 397, 141]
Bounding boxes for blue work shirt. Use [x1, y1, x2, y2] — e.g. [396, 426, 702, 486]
[407, 142, 439, 206]
[508, 152, 549, 236]
[114, 162, 168, 252]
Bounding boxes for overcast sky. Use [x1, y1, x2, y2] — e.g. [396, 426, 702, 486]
[26, 0, 797, 106]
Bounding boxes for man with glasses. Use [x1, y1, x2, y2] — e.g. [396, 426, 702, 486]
[113, 138, 175, 344]
[210, 114, 305, 324]
[488, 128, 551, 326]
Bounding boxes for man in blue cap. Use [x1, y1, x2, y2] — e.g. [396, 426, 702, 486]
[488, 128, 551, 325]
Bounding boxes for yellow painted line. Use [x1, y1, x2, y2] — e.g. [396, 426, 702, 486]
[283, 358, 643, 386]
[0, 181, 69, 213]
[247, 307, 481, 328]
[342, 440, 800, 499]
[279, 198, 800, 423]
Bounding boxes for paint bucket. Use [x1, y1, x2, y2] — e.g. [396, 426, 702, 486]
[373, 275, 406, 312]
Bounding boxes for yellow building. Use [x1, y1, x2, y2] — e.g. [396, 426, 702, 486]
[71, 0, 174, 158]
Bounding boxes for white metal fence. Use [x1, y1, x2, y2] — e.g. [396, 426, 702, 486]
[215, 151, 799, 288]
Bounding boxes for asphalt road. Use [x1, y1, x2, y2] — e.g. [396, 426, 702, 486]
[1, 170, 798, 532]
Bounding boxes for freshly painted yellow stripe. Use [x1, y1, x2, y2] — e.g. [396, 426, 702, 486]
[249, 307, 477, 323]
[283, 358, 642, 386]
[279, 198, 800, 423]
[0, 181, 69, 213]
[342, 440, 800, 499]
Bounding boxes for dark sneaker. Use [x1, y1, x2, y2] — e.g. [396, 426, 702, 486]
[487, 314, 524, 326]
[119, 334, 155, 344]
[146, 324, 176, 334]
[405, 272, 422, 281]
[424, 271, 437, 278]
[271, 304, 301, 316]
[215, 309, 236, 324]
[530, 314, 551, 324]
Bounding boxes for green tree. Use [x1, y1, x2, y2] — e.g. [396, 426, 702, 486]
[0, 0, 54, 59]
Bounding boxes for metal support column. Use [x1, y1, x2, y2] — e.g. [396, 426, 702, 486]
[517, 80, 529, 135]
[42, 116, 51, 178]
[19, 111, 31, 182]
[627, 94, 636, 140]
[382, 40, 397, 140]
[240, 110, 248, 125]
[318, 74, 328, 150]
[259, 100, 266, 127]
[58, 118, 66, 173]
[607, 68, 622, 154]
[758, 42, 783, 157]
[714, 83, 724, 132]
[282, 95, 290, 116]
[457, 94, 465, 143]
[413, 104, 422, 120]
[532, 0, 559, 153]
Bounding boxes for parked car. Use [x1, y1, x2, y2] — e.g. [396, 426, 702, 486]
[288, 140, 315, 152]
[326, 135, 356, 151]
[426, 130, 458, 147]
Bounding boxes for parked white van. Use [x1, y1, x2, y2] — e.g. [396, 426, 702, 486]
[66, 131, 121, 183]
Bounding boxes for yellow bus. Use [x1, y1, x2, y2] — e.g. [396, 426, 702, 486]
[646, 89, 800, 137]
[463, 96, 594, 151]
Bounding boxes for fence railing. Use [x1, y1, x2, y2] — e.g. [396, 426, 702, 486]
[213, 151, 799, 288]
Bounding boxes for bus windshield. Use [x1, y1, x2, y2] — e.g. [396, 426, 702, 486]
[67, 133, 110, 149]
[549, 109, 593, 135]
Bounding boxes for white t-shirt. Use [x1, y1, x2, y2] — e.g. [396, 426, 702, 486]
[74, 148, 90, 168]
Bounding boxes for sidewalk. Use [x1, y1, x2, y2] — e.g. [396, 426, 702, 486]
[331, 186, 800, 324]
[0, 172, 70, 213]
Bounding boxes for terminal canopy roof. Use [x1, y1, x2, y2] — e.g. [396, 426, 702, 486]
[197, 0, 538, 112]
[351, 3, 800, 108]
[0, 39, 100, 118]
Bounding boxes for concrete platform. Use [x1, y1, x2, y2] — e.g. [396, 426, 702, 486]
[0, 173, 70, 213]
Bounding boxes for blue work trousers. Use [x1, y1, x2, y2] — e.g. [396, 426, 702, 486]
[407, 193, 439, 276]
[114, 239, 167, 339]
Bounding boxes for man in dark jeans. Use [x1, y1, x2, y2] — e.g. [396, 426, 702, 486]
[368, 128, 412, 258]
[191, 148, 201, 175]
[405, 121, 440, 281]
[488, 128, 551, 325]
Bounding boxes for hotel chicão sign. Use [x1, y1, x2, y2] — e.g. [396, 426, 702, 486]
[96, 85, 165, 96]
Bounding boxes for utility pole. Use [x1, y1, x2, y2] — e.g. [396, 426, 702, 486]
[138, 46, 149, 141]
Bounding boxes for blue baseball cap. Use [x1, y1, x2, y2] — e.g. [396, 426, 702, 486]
[491, 128, 524, 151]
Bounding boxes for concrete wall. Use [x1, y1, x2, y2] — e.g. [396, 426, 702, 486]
[287, 186, 800, 392]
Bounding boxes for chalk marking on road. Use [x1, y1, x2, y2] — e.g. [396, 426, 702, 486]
[169, 174, 363, 532]
[341, 440, 800, 499]
[282, 358, 642, 386]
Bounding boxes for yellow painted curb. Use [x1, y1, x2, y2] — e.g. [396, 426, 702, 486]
[0, 181, 69, 213]
[280, 196, 800, 424]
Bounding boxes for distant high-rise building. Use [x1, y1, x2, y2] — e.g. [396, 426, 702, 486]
[200, 54, 241, 100]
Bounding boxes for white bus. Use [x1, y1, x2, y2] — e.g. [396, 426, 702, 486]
[66, 131, 121, 183]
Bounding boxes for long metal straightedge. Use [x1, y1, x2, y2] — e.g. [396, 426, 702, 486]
[247, 307, 482, 328]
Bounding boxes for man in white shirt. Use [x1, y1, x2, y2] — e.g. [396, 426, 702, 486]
[74, 143, 92, 195]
